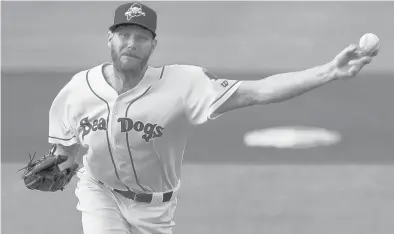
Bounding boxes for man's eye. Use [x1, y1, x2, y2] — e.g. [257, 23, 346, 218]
[136, 35, 148, 40]
[120, 32, 129, 38]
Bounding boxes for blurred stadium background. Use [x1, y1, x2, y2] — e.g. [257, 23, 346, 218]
[2, 1, 394, 234]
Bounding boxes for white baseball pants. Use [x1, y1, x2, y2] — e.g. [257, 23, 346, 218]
[75, 168, 179, 234]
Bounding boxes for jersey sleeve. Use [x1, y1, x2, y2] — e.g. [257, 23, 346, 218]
[184, 66, 244, 125]
[48, 80, 79, 146]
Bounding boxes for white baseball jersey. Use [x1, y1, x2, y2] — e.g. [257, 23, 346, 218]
[48, 63, 243, 193]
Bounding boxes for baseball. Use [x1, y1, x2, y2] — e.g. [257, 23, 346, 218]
[359, 33, 380, 55]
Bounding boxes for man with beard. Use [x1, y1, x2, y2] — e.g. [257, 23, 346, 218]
[41, 2, 377, 234]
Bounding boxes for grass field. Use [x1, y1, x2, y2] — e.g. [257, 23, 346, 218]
[3, 163, 394, 234]
[2, 71, 394, 234]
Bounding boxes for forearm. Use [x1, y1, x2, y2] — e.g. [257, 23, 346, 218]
[53, 144, 80, 171]
[214, 42, 375, 116]
[249, 62, 337, 105]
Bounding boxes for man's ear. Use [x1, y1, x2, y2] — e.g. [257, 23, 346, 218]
[107, 31, 113, 48]
[151, 39, 157, 53]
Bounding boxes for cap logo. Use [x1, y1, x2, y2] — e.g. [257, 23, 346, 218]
[125, 3, 146, 20]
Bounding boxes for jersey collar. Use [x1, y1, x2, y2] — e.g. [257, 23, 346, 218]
[86, 63, 163, 102]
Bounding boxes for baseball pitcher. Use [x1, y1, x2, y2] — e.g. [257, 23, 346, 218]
[20, 2, 378, 234]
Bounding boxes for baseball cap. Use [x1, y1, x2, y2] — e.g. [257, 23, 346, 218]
[109, 2, 157, 38]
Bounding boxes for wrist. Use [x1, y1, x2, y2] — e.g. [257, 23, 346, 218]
[321, 61, 338, 82]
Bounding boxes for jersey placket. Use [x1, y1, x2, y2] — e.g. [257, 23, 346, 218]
[108, 98, 124, 171]
[109, 94, 147, 192]
[118, 88, 153, 192]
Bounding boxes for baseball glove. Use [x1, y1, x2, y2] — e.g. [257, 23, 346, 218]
[19, 146, 79, 192]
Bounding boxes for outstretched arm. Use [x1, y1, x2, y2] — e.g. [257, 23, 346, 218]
[214, 44, 376, 115]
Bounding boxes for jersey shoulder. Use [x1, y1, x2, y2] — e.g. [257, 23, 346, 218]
[57, 64, 105, 95]
[58, 69, 88, 92]
[161, 64, 208, 83]
[164, 64, 204, 74]
[51, 65, 99, 106]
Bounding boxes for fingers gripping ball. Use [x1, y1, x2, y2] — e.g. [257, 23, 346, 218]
[19, 147, 79, 192]
[359, 33, 380, 56]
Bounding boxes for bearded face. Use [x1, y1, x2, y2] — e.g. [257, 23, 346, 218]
[109, 25, 156, 73]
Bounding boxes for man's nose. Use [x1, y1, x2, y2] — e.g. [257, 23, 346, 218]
[126, 37, 137, 50]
